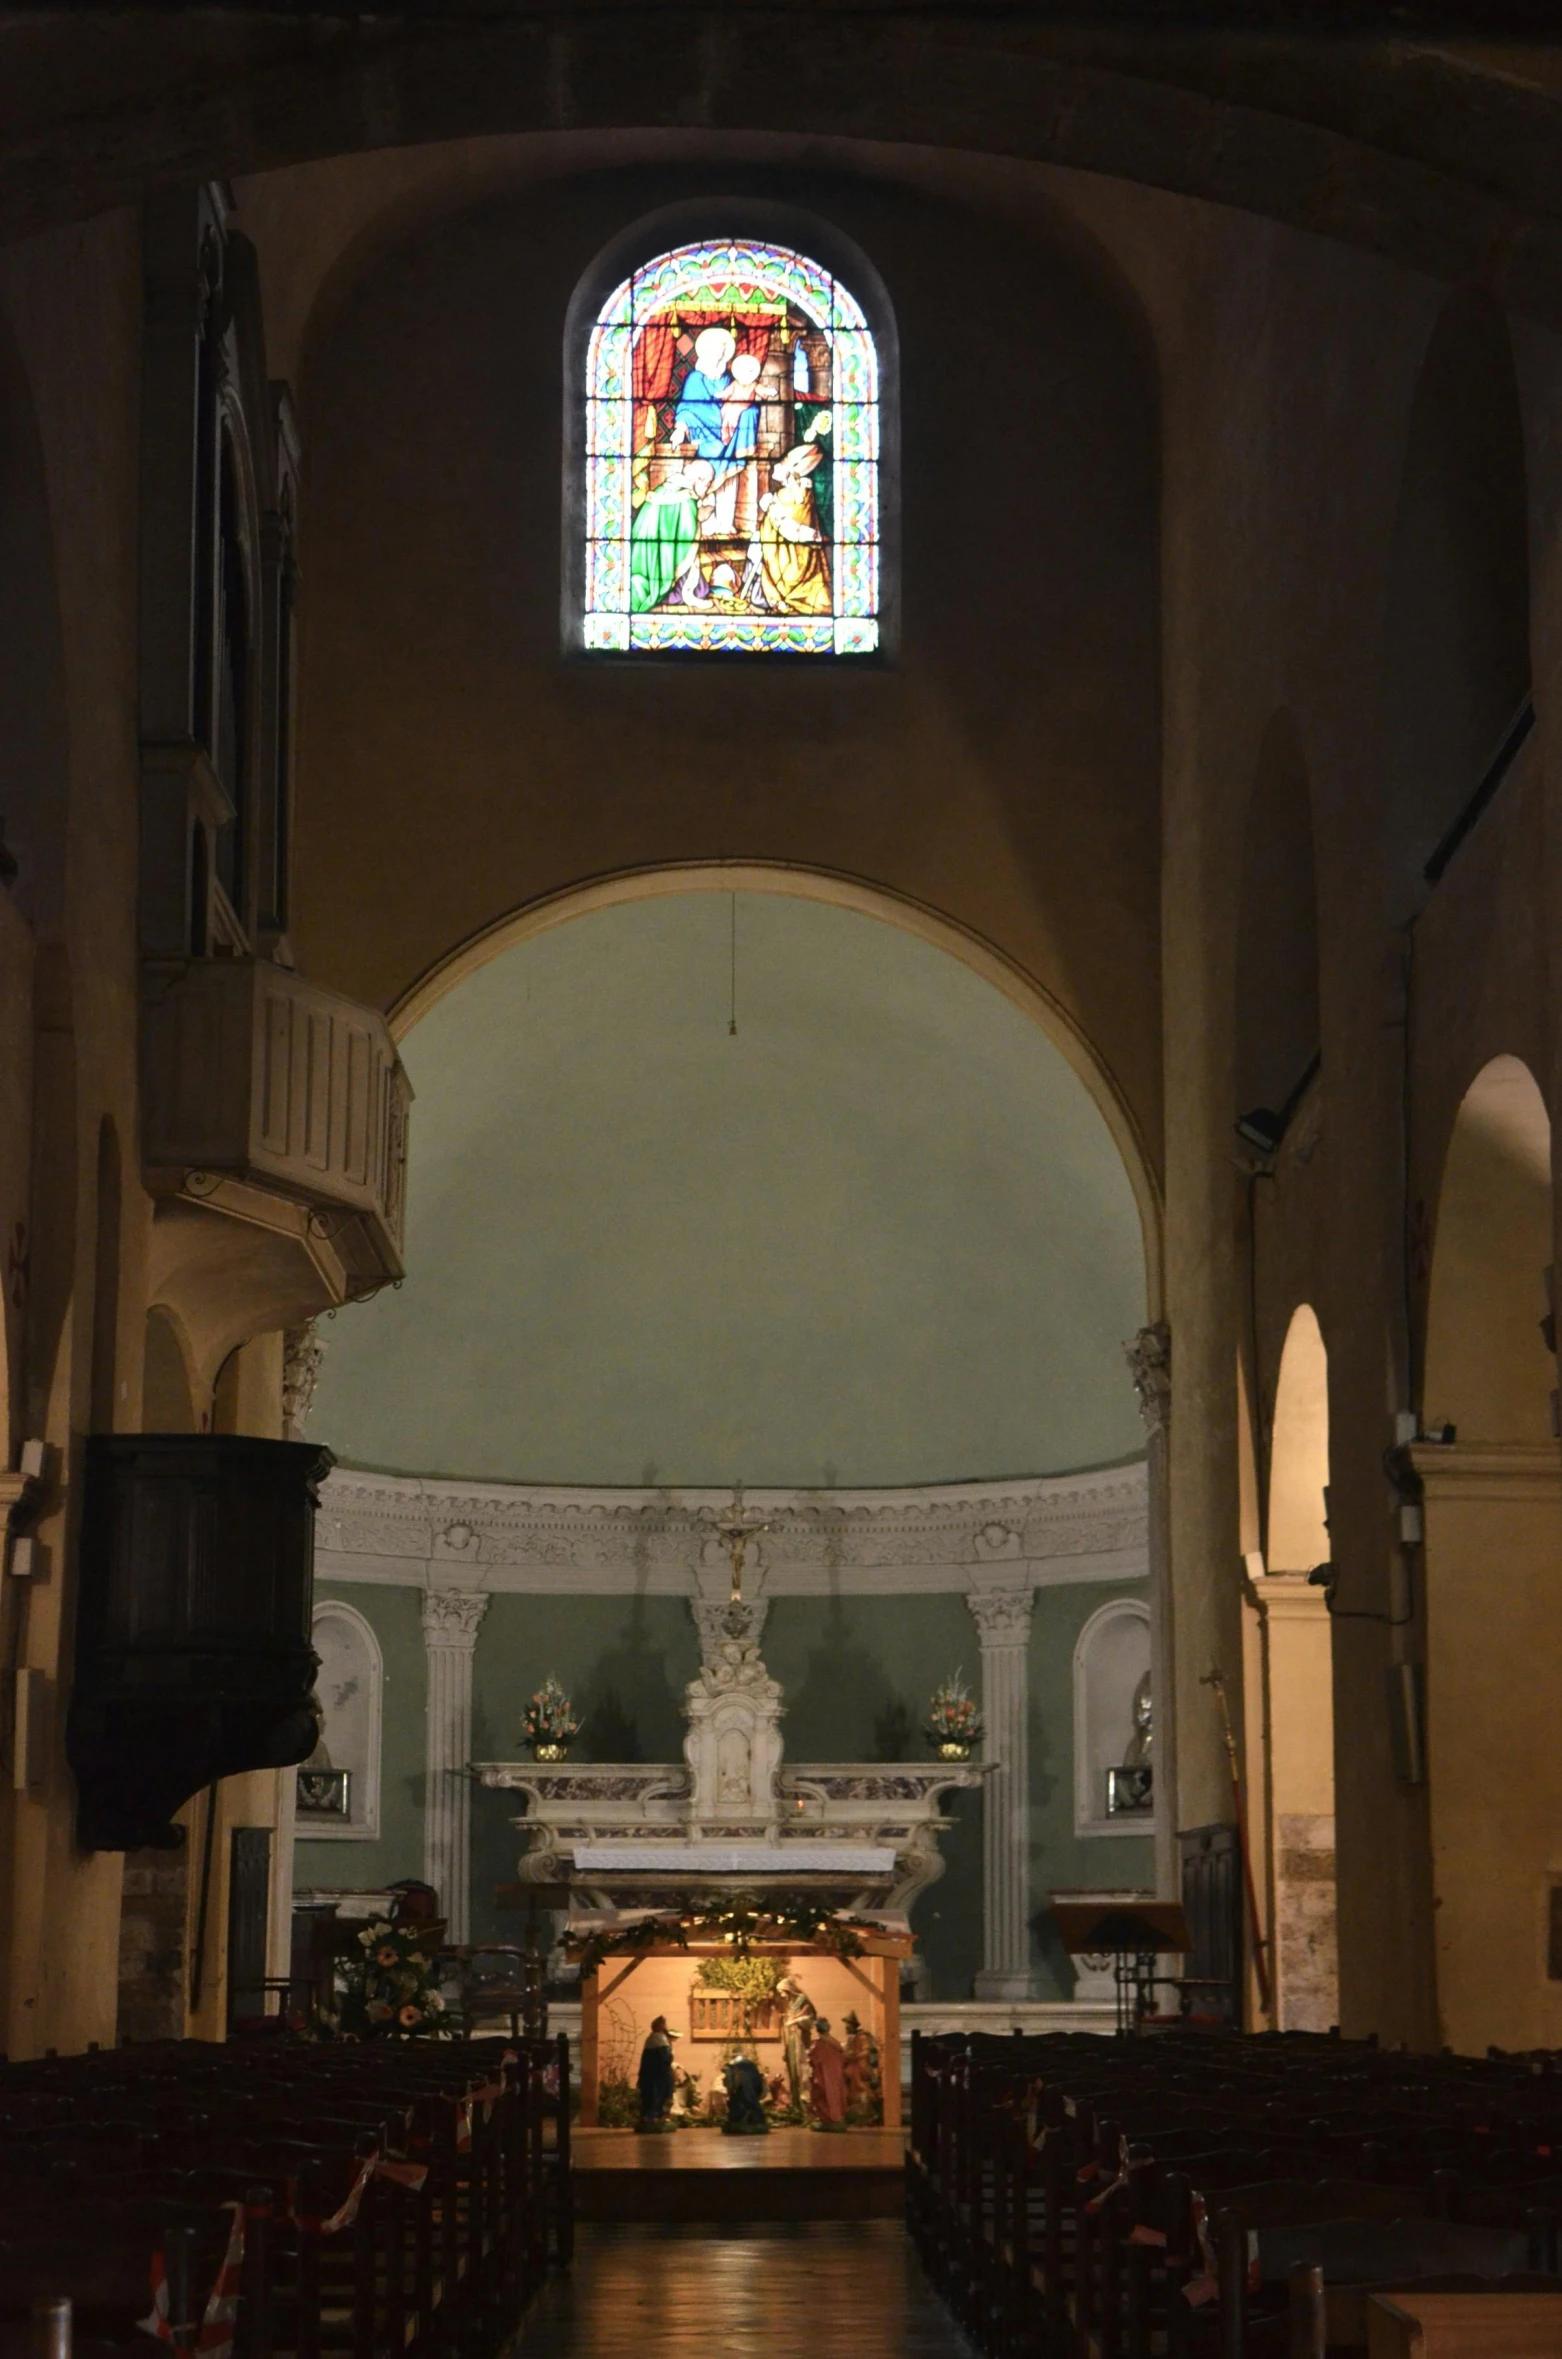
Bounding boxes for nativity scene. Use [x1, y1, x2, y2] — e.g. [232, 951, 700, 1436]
[583, 237, 880, 655]
[476, 1505, 971, 2134]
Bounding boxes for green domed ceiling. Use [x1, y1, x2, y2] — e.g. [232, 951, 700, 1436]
[310, 891, 1147, 1487]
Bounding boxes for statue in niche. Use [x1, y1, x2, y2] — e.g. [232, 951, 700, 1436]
[717, 1726, 751, 1803]
[1107, 1671, 1154, 1816]
[1124, 1671, 1153, 1768]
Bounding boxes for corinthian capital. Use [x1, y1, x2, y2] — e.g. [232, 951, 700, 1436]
[1125, 1321, 1171, 1436]
[966, 1585, 1035, 1644]
[422, 1589, 489, 1646]
[282, 1321, 326, 1440]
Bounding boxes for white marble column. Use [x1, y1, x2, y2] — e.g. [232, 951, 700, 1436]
[1126, 1322, 1178, 1898]
[968, 1584, 1039, 2000]
[422, 1590, 489, 1942]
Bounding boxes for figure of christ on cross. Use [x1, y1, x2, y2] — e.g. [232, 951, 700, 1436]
[714, 1482, 772, 1616]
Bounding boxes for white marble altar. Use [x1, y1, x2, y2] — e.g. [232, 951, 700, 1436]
[474, 1597, 984, 1911]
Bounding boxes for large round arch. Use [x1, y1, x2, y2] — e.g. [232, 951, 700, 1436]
[390, 858, 1162, 1316]
[307, 865, 1158, 1490]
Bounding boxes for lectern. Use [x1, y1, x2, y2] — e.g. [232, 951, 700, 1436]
[1049, 1895, 1192, 2034]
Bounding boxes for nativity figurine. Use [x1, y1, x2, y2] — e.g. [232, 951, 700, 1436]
[722, 2047, 770, 2135]
[808, 2015, 847, 2128]
[636, 2015, 678, 2128]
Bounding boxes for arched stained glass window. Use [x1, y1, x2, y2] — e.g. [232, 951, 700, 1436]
[584, 237, 880, 656]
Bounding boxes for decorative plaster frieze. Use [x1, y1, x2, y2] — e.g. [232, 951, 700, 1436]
[314, 1464, 1149, 1597]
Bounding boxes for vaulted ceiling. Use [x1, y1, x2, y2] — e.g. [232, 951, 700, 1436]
[7, 14, 1562, 331]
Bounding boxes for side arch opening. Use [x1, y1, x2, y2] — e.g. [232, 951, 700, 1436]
[1421, 1056, 1561, 2054]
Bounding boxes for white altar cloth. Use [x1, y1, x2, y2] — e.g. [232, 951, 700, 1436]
[569, 1840, 896, 1876]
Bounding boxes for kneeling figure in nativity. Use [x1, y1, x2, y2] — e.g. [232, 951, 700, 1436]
[723, 2048, 770, 2135]
[809, 2016, 848, 2129]
[636, 2015, 679, 2129]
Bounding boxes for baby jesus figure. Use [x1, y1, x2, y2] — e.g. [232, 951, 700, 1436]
[719, 351, 763, 446]
[713, 351, 764, 538]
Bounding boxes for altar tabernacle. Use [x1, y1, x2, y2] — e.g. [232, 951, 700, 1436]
[475, 1588, 984, 1910]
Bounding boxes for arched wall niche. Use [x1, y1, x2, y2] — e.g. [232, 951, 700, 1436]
[1072, 1597, 1152, 1841]
[289, 163, 1164, 1151]
[1382, 287, 1532, 923]
[392, 861, 1162, 1312]
[300, 1599, 383, 1844]
[1424, 1055, 1553, 1443]
[1268, 1303, 1330, 1575]
[1234, 710, 1320, 1135]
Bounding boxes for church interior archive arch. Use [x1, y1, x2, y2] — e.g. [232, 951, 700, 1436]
[298, 875, 1157, 2001]
[11, 25, 1562, 2316]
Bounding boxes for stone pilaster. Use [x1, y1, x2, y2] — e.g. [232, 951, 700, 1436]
[421, 1590, 488, 1942]
[968, 1583, 1038, 2000]
[1126, 1321, 1178, 1897]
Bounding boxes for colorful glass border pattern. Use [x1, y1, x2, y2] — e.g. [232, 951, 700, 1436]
[583, 238, 881, 655]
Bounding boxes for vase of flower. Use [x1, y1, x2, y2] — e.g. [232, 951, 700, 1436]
[925, 1670, 982, 1761]
[522, 1675, 582, 1761]
[308, 1916, 453, 2042]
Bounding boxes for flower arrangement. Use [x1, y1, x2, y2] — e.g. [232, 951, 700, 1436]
[522, 1675, 582, 1761]
[924, 1669, 982, 1759]
[310, 1917, 452, 2041]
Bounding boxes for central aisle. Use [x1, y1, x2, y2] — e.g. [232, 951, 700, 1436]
[515, 2221, 975, 2358]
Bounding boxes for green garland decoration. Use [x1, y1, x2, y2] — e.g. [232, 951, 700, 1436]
[572, 1891, 873, 1979]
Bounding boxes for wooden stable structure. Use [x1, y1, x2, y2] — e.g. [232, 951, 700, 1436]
[577, 1926, 908, 2130]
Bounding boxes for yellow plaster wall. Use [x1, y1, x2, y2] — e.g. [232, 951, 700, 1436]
[1421, 1458, 1562, 2055]
[0, 208, 146, 2060]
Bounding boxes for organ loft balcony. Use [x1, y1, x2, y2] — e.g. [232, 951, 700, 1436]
[140, 957, 411, 1390]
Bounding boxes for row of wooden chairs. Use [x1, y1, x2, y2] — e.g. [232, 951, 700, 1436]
[908, 2028, 1562, 2356]
[0, 2033, 572, 2359]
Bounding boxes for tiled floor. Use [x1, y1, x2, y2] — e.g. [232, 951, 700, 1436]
[516, 2221, 975, 2357]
